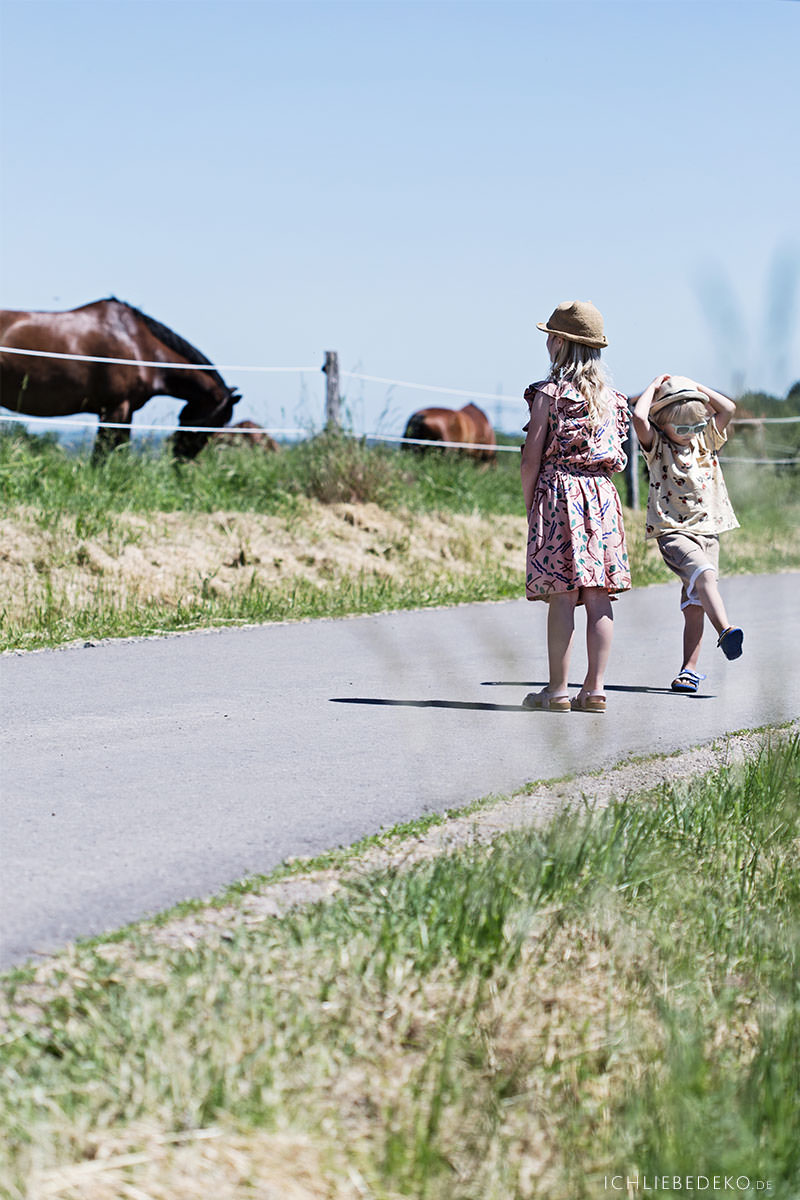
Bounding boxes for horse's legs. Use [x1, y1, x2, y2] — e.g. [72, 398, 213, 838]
[91, 408, 131, 463]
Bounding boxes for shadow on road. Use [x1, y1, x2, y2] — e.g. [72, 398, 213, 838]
[330, 684, 715, 712]
[482, 681, 715, 698]
[330, 697, 526, 712]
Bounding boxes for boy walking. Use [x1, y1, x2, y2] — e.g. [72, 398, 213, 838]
[632, 374, 743, 693]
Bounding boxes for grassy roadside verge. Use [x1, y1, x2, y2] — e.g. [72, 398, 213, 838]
[2, 430, 799, 651]
[0, 565, 524, 652]
[2, 726, 798, 1199]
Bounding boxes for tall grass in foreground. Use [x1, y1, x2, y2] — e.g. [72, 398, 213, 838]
[1, 734, 798, 1198]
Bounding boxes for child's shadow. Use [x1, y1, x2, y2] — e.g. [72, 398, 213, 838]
[329, 681, 715, 714]
[330, 697, 524, 713]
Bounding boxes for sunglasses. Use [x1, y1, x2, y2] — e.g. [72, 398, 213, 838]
[671, 419, 708, 435]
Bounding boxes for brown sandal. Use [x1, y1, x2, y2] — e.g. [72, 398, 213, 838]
[570, 692, 607, 713]
[522, 690, 571, 712]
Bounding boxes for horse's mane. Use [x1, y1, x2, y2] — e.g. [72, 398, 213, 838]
[112, 298, 231, 392]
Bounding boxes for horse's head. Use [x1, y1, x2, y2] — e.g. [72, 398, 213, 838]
[172, 383, 241, 460]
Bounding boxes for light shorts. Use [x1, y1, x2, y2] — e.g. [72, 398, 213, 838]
[656, 530, 720, 610]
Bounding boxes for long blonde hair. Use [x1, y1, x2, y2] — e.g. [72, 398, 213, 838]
[548, 340, 613, 428]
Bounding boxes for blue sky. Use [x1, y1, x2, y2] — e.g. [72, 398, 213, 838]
[1, 0, 798, 437]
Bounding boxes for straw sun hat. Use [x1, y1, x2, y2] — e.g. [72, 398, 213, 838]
[649, 376, 708, 419]
[537, 300, 608, 348]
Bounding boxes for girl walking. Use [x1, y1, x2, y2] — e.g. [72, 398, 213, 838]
[520, 301, 631, 713]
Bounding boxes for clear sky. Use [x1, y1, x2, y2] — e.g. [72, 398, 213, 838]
[1, 0, 798, 437]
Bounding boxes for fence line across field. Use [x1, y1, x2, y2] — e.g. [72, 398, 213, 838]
[0, 410, 520, 451]
[1, 412, 795, 471]
[0, 345, 524, 408]
[2, 342, 798, 418]
[2, 340, 798, 489]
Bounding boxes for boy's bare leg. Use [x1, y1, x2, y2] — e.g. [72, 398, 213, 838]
[581, 586, 614, 695]
[694, 571, 732, 636]
[681, 603, 705, 671]
[546, 591, 578, 696]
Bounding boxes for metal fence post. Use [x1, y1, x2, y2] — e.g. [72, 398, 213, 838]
[323, 351, 340, 430]
[624, 420, 640, 509]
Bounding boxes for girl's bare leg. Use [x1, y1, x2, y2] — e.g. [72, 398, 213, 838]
[546, 591, 578, 696]
[581, 587, 614, 696]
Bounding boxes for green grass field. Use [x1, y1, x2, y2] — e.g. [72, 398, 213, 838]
[1, 731, 798, 1198]
[0, 424, 526, 514]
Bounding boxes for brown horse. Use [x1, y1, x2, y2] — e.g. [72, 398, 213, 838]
[0, 297, 240, 459]
[402, 402, 496, 461]
[210, 420, 280, 452]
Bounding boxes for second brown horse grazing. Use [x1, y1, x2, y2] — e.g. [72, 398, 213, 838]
[0, 297, 240, 460]
[402, 402, 496, 462]
[210, 421, 280, 452]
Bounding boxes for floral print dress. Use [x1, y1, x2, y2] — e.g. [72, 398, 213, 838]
[524, 380, 631, 602]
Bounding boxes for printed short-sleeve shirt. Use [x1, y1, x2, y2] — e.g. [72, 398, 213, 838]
[641, 420, 739, 539]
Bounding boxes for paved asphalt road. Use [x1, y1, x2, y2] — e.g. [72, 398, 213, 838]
[1, 572, 797, 968]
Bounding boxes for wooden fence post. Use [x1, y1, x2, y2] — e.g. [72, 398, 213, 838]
[623, 420, 640, 509]
[323, 351, 340, 430]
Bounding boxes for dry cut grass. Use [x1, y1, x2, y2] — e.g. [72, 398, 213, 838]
[26, 1126, 361, 1200]
[0, 499, 680, 640]
[0, 501, 528, 626]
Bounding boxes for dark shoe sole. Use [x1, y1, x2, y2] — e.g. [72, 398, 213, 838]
[718, 628, 744, 660]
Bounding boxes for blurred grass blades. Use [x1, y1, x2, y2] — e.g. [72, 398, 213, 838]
[1, 732, 798, 1197]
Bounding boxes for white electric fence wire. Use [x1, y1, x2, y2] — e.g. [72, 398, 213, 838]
[729, 416, 800, 425]
[364, 432, 519, 452]
[341, 369, 521, 406]
[0, 346, 319, 372]
[718, 458, 799, 465]
[697, 415, 800, 425]
[0, 412, 307, 436]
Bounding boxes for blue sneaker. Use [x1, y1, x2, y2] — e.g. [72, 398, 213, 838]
[717, 627, 744, 660]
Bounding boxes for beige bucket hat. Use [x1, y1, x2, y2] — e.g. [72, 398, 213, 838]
[649, 375, 708, 419]
[537, 300, 608, 348]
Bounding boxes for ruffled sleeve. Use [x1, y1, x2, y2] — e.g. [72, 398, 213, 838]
[525, 379, 557, 410]
[522, 379, 557, 433]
